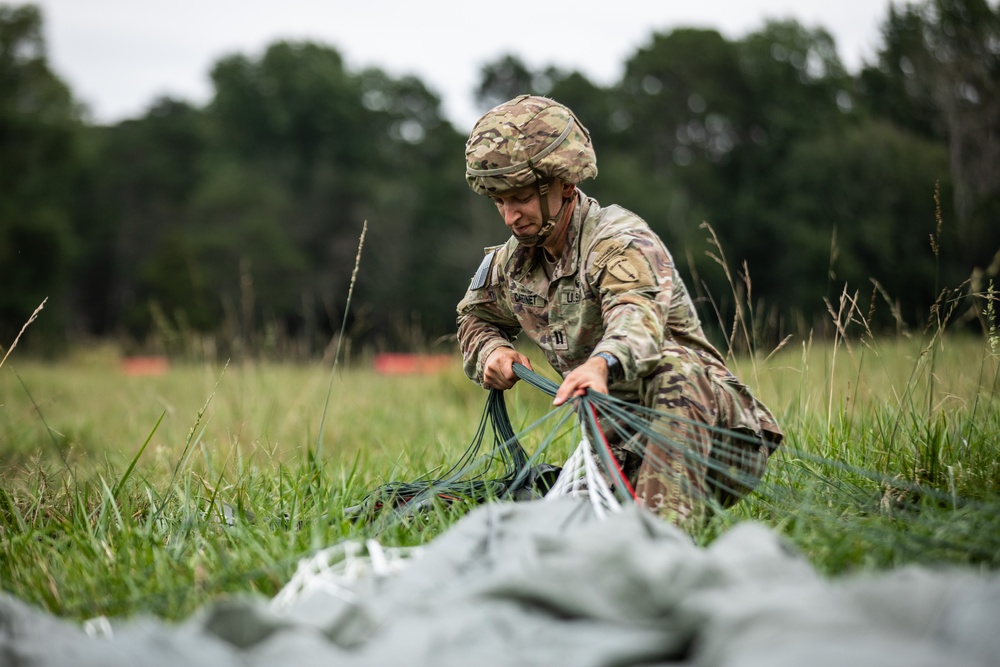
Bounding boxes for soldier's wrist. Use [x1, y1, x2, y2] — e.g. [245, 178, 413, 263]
[594, 352, 622, 382]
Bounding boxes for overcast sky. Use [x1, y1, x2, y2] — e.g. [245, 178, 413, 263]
[33, 0, 902, 130]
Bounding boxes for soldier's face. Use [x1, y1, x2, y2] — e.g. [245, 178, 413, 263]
[489, 181, 566, 237]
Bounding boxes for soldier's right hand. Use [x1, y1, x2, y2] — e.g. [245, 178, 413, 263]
[483, 347, 533, 390]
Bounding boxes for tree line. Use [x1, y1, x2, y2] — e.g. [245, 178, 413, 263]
[1, 1, 997, 358]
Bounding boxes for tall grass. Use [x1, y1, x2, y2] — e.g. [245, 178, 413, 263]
[1, 328, 997, 621]
[730, 332, 999, 570]
[0, 357, 497, 619]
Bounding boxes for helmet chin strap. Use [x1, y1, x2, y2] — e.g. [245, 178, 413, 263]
[513, 179, 572, 248]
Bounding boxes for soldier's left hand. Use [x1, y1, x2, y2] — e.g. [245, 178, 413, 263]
[553, 357, 610, 406]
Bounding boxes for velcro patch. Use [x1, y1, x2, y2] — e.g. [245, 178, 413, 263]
[593, 239, 625, 268]
[559, 287, 582, 305]
[599, 247, 656, 290]
[513, 291, 543, 307]
[607, 256, 639, 282]
[550, 325, 569, 350]
[469, 249, 496, 291]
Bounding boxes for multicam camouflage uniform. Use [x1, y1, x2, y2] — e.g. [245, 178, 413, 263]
[459, 94, 782, 523]
[456, 193, 783, 522]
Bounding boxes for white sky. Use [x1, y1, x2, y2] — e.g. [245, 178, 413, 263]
[34, 0, 901, 130]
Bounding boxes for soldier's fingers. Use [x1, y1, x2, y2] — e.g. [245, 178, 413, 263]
[553, 379, 579, 406]
[487, 376, 512, 391]
[487, 363, 518, 390]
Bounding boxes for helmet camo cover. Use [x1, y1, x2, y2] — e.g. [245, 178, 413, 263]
[465, 95, 598, 195]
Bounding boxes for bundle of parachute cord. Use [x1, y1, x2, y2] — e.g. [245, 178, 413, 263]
[341, 363, 1000, 555]
[343, 363, 633, 522]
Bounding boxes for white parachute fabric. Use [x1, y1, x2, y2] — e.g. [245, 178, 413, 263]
[1, 499, 998, 667]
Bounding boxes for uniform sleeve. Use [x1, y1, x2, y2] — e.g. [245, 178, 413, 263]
[586, 232, 675, 382]
[456, 249, 521, 386]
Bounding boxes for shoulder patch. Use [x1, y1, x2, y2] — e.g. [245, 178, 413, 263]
[469, 248, 497, 291]
[607, 256, 639, 282]
[592, 239, 625, 268]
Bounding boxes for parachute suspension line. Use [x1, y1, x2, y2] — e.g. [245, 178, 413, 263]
[347, 361, 999, 567]
[514, 360, 763, 514]
[348, 388, 527, 523]
[545, 436, 623, 519]
[514, 361, 776, 519]
[352, 362, 636, 525]
[582, 400, 636, 501]
[510, 362, 637, 510]
[350, 371, 587, 526]
[511, 362, 560, 395]
[271, 539, 421, 613]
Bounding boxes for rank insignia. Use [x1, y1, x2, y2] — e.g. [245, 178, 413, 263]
[550, 325, 569, 350]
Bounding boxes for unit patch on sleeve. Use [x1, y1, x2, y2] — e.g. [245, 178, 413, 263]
[592, 239, 625, 268]
[607, 256, 639, 282]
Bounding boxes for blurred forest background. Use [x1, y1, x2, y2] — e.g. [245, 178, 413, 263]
[1, 0, 998, 360]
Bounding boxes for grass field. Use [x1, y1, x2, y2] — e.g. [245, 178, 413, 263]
[1, 330, 998, 622]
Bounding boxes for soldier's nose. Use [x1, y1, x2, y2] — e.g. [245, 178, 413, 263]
[503, 206, 520, 227]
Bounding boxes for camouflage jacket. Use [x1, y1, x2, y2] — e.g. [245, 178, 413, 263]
[457, 192, 729, 402]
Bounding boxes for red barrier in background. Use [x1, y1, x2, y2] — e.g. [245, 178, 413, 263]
[372, 353, 453, 375]
[121, 356, 170, 376]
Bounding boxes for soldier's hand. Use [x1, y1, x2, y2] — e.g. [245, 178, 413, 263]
[553, 357, 609, 406]
[483, 347, 532, 390]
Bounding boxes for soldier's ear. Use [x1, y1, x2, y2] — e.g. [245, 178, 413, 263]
[561, 181, 576, 198]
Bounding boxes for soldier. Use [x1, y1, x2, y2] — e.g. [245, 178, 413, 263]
[457, 94, 783, 523]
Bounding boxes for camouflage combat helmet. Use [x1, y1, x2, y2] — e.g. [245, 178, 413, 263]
[466, 95, 598, 246]
[465, 94, 598, 196]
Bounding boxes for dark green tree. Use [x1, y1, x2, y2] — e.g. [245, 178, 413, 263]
[355, 69, 481, 345]
[202, 42, 475, 350]
[771, 120, 952, 324]
[7, 4, 977, 350]
[88, 98, 210, 339]
[863, 0, 999, 269]
[0, 4, 79, 342]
